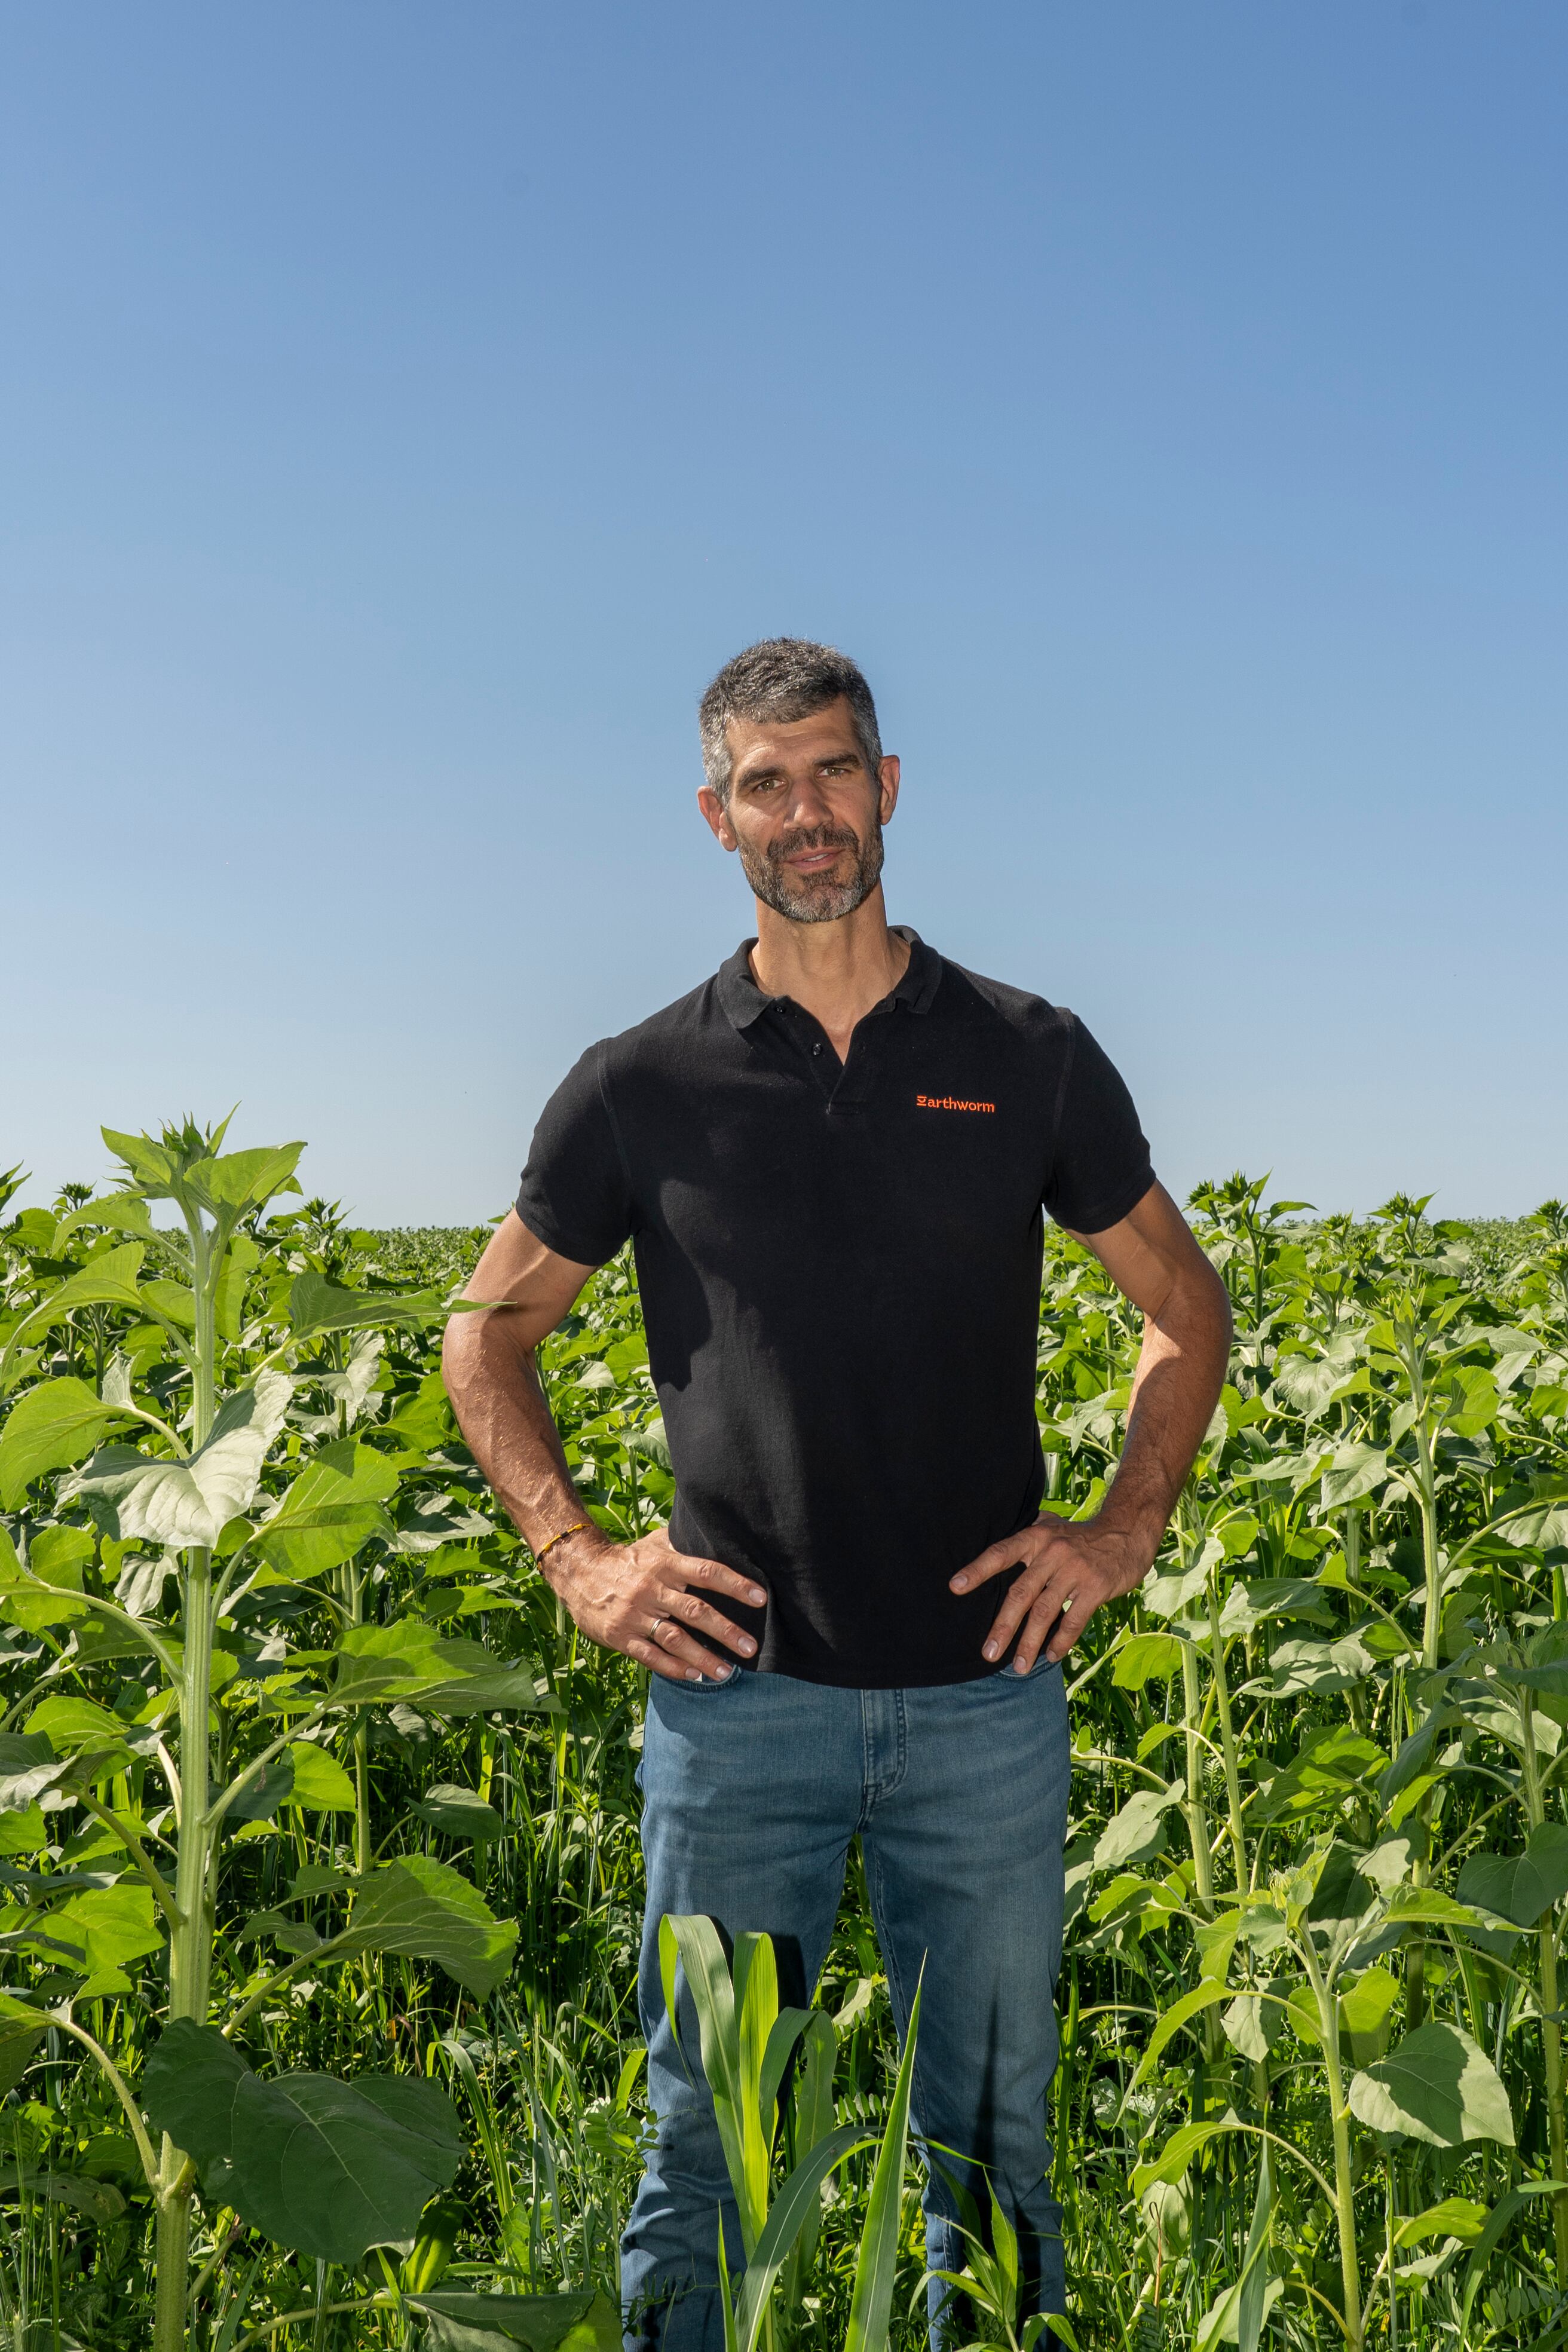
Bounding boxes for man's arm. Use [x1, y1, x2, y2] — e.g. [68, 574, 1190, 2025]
[950, 1180, 1232, 1671]
[442, 1211, 766, 1682]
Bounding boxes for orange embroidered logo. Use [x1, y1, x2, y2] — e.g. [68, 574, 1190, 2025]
[916, 1094, 996, 1113]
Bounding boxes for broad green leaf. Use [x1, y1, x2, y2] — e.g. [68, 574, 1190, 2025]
[50, 1194, 157, 1251]
[67, 1370, 293, 1548]
[1380, 1886, 1488, 1931]
[215, 1235, 262, 1342]
[102, 1127, 187, 1193]
[1493, 1479, 1568, 1550]
[1220, 1986, 1287, 2064]
[1089, 1872, 1160, 1927]
[140, 1281, 195, 1328]
[254, 1441, 397, 1582]
[1396, 2198, 1488, 2249]
[0, 1806, 49, 1857]
[0, 2009, 49, 2096]
[1321, 1443, 1389, 1509]
[336, 1855, 517, 1997]
[1111, 1632, 1181, 1689]
[327, 1618, 457, 1696]
[227, 2068, 463, 2262]
[284, 1742, 357, 1813]
[289, 1270, 445, 1339]
[142, 2020, 252, 2177]
[1440, 1365, 1500, 1438]
[1348, 2022, 1515, 2148]
[188, 1145, 305, 1218]
[0, 1524, 89, 1631]
[2, 2166, 125, 2225]
[626, 1415, 670, 1469]
[1251, 1728, 1385, 1821]
[382, 1373, 455, 1451]
[24, 1696, 127, 1753]
[30, 1883, 163, 1979]
[1218, 1578, 1333, 1638]
[1285, 1983, 1324, 2047]
[1491, 1656, 1568, 1698]
[332, 1622, 555, 1714]
[415, 1783, 506, 1841]
[1339, 1967, 1401, 2062]
[1195, 1912, 1244, 1980]
[1091, 1780, 1185, 1871]
[225, 1758, 296, 1824]
[0, 1379, 133, 1509]
[1379, 1708, 1458, 1806]
[30, 1527, 94, 1582]
[409, 2290, 620, 2352]
[1273, 1342, 1361, 1422]
[1141, 1560, 1211, 1619]
[50, 1243, 151, 1310]
[0, 1246, 148, 1388]
[1257, 1632, 1380, 1696]
[0, 1733, 72, 1814]
[1357, 1837, 1416, 1895]
[1457, 1823, 1568, 1927]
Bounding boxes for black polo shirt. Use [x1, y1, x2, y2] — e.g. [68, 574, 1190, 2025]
[516, 930, 1154, 1688]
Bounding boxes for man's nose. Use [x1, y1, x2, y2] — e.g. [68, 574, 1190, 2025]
[783, 774, 837, 829]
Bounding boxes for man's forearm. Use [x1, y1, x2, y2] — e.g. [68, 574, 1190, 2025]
[1098, 1269, 1232, 1563]
[443, 1303, 765, 1680]
[442, 1317, 586, 1557]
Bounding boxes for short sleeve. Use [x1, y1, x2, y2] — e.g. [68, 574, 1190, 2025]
[515, 1042, 635, 1267]
[1043, 1016, 1156, 1235]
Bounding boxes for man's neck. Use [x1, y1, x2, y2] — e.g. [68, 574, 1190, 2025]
[748, 886, 912, 1062]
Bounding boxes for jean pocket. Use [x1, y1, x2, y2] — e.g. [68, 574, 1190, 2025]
[662, 1662, 746, 1694]
[991, 1649, 1061, 1683]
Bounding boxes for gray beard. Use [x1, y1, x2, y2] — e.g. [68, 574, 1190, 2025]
[739, 819, 885, 925]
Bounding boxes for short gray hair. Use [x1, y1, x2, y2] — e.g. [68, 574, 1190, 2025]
[698, 638, 883, 804]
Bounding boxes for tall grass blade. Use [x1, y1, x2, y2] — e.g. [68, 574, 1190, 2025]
[844, 1979, 922, 2352]
[733, 2125, 874, 2352]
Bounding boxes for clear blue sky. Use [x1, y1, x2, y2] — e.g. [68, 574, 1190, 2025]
[3, 3, 1563, 1225]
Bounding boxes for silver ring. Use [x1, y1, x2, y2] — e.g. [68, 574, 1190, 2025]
[648, 1615, 667, 1640]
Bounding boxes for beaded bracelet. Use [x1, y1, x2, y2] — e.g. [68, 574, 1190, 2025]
[532, 1519, 590, 1566]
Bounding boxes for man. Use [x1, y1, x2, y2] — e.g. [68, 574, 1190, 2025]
[443, 639, 1232, 2348]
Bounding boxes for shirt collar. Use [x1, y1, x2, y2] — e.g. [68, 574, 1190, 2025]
[716, 927, 940, 1033]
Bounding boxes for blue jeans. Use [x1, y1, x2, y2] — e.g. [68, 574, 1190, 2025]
[620, 1658, 1070, 2352]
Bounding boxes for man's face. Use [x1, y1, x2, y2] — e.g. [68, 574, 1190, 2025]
[697, 698, 901, 925]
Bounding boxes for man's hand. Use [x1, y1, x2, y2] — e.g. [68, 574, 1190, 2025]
[545, 1524, 767, 1683]
[950, 1514, 1150, 1672]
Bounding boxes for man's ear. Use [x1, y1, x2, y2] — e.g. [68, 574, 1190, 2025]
[877, 754, 901, 825]
[697, 783, 738, 850]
